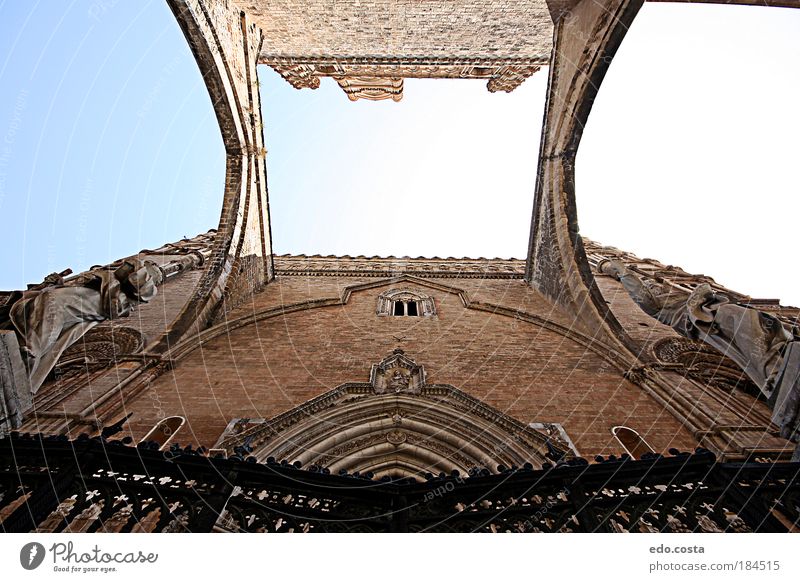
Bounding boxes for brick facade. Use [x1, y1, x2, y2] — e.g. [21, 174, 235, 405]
[117, 260, 697, 458]
[6, 0, 798, 479]
[14, 243, 796, 464]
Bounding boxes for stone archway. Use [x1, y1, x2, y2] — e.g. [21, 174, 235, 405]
[214, 350, 572, 479]
[526, 0, 644, 348]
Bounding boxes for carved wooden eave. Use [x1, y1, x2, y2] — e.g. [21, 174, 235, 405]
[214, 350, 571, 478]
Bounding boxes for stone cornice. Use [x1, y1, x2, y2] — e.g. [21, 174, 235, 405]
[273, 254, 525, 279]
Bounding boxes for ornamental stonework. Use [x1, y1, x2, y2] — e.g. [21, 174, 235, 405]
[248, 0, 551, 100]
[273, 254, 525, 278]
[272, 62, 543, 101]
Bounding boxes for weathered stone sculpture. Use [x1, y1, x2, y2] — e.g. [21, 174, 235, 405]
[0, 260, 163, 395]
[0, 331, 32, 433]
[599, 259, 799, 443]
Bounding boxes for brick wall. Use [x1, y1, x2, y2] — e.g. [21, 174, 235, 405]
[123, 273, 697, 457]
[239, 0, 554, 60]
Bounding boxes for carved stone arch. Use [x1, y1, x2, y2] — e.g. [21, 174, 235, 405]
[651, 337, 763, 399]
[376, 288, 436, 317]
[526, 0, 644, 352]
[214, 350, 571, 479]
[57, 326, 147, 368]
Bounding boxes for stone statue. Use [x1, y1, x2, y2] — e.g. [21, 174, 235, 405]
[599, 259, 800, 443]
[0, 260, 163, 394]
[388, 370, 410, 392]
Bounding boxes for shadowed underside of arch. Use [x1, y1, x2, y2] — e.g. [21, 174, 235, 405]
[214, 350, 572, 479]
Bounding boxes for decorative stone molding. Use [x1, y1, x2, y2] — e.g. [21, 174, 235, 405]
[268, 61, 542, 101]
[622, 365, 655, 387]
[272, 64, 320, 89]
[245, 0, 552, 101]
[335, 76, 403, 102]
[57, 326, 147, 368]
[651, 337, 762, 398]
[370, 349, 425, 394]
[214, 350, 571, 477]
[163, 275, 630, 376]
[274, 254, 525, 279]
[376, 289, 436, 318]
[487, 65, 541, 93]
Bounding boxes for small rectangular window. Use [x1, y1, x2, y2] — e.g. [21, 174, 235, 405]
[393, 301, 405, 316]
[407, 302, 418, 316]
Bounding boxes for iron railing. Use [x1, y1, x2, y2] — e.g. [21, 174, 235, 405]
[1, 433, 798, 533]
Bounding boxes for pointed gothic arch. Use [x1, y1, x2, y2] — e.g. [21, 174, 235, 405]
[214, 350, 572, 479]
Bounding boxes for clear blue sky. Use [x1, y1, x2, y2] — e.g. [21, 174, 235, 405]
[1, 2, 798, 305]
[0, 0, 223, 286]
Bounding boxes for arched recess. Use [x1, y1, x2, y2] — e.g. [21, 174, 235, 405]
[140, 416, 186, 449]
[157, 0, 273, 351]
[612, 425, 655, 458]
[213, 350, 573, 478]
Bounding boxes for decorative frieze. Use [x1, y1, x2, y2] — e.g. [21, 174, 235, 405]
[273, 254, 525, 278]
[58, 326, 147, 368]
[271, 64, 320, 89]
[651, 337, 762, 398]
[334, 76, 403, 101]
[267, 61, 543, 100]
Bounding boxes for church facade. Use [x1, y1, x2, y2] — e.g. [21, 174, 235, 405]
[1, 0, 798, 532]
